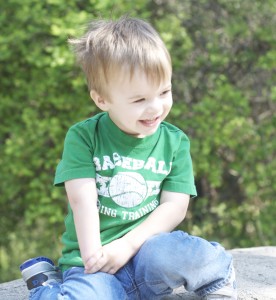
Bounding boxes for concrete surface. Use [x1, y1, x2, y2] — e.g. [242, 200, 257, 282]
[1, 247, 275, 299]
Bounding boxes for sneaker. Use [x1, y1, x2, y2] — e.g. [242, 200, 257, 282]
[20, 256, 62, 290]
[203, 265, 237, 300]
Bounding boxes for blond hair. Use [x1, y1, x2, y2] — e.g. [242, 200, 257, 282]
[69, 16, 172, 97]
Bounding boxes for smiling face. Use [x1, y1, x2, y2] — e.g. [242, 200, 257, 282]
[91, 69, 173, 138]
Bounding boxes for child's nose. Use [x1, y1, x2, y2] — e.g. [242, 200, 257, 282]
[146, 97, 161, 114]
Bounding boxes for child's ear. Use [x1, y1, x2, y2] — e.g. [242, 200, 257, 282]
[90, 90, 109, 111]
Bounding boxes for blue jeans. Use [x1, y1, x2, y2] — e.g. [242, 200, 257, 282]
[29, 231, 233, 299]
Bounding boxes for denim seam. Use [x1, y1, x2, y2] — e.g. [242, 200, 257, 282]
[135, 279, 174, 298]
[119, 265, 140, 297]
[139, 278, 184, 290]
[195, 265, 233, 297]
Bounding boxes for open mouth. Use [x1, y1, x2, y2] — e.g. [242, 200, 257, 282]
[139, 116, 160, 127]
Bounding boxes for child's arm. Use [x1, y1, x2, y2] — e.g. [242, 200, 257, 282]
[124, 190, 190, 248]
[85, 191, 189, 274]
[65, 178, 103, 271]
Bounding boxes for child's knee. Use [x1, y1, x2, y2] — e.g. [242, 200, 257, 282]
[135, 231, 189, 273]
[137, 231, 231, 273]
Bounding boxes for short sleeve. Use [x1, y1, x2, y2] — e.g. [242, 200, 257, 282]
[54, 123, 96, 186]
[162, 134, 197, 197]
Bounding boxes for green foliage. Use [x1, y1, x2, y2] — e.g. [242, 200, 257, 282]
[0, 0, 275, 282]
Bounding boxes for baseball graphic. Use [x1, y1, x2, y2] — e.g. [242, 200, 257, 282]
[108, 172, 148, 207]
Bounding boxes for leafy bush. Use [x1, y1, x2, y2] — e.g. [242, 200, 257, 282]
[0, 0, 275, 282]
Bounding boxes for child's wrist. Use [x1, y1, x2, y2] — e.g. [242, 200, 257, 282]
[122, 234, 143, 254]
[83, 247, 103, 267]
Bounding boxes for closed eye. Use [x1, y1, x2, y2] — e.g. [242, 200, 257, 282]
[133, 98, 145, 103]
[160, 89, 171, 96]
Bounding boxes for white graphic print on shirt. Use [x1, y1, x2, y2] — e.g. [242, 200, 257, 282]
[93, 153, 172, 174]
[96, 172, 161, 208]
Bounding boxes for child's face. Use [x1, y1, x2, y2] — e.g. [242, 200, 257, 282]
[100, 69, 172, 138]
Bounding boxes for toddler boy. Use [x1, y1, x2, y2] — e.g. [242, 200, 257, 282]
[20, 16, 237, 300]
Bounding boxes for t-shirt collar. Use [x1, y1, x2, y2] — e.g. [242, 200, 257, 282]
[101, 113, 161, 149]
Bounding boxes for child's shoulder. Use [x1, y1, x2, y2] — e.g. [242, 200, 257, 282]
[160, 121, 190, 141]
[64, 113, 106, 144]
[69, 112, 105, 132]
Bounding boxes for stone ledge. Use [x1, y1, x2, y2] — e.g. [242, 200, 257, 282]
[1, 247, 275, 299]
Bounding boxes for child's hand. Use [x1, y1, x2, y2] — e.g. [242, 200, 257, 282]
[84, 238, 135, 274]
[84, 247, 104, 274]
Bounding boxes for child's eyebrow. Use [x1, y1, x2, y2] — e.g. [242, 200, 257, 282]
[128, 84, 172, 100]
[163, 84, 172, 90]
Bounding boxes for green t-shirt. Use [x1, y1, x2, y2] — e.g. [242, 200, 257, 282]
[54, 112, 197, 270]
